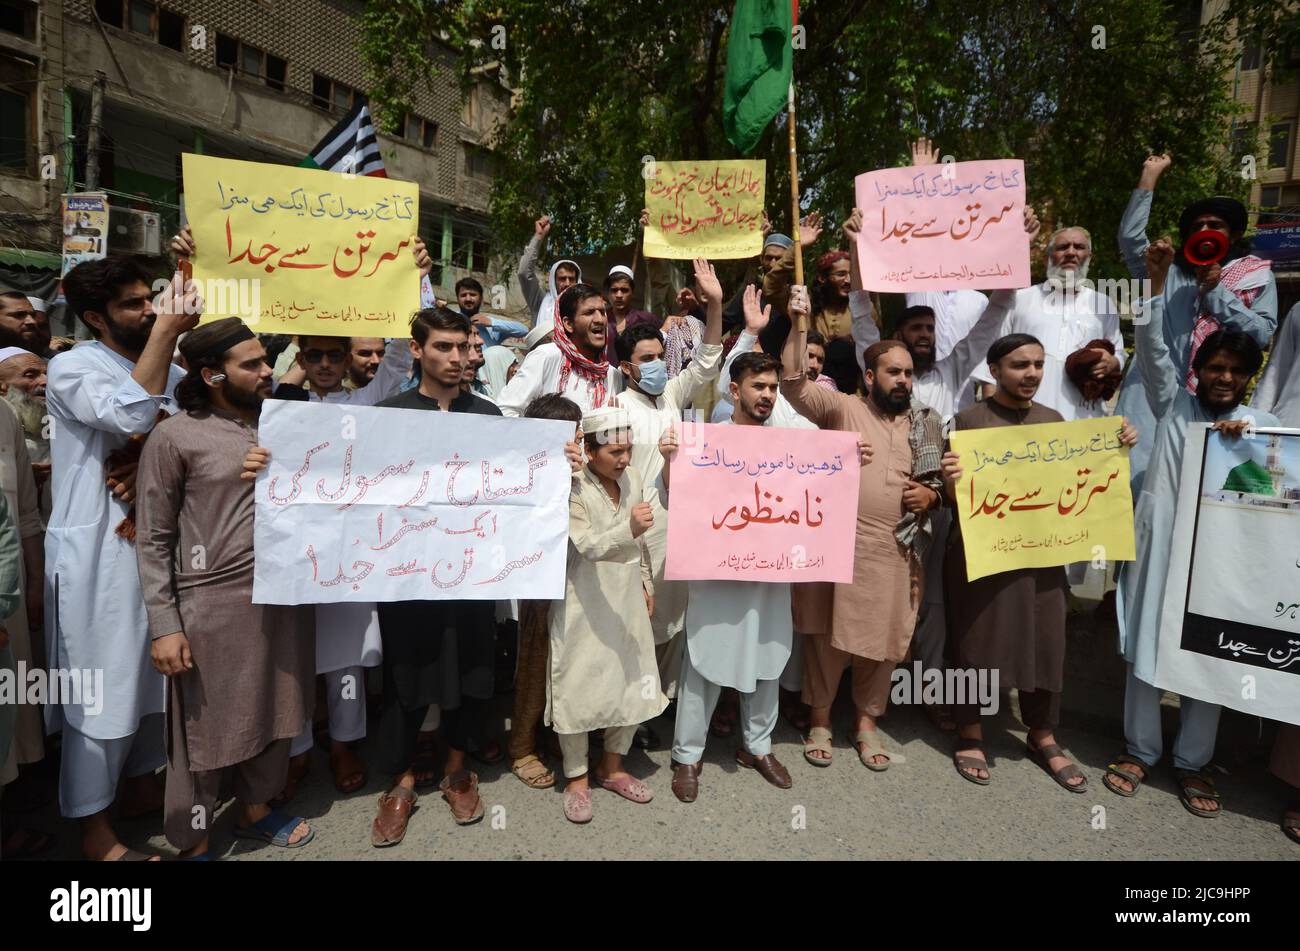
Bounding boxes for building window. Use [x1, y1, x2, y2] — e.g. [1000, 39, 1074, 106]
[1259, 186, 1281, 208]
[0, 0, 38, 40]
[464, 144, 495, 180]
[94, 0, 184, 51]
[216, 34, 286, 91]
[1240, 36, 1261, 71]
[1269, 123, 1293, 170]
[473, 236, 491, 270]
[1230, 121, 1257, 159]
[0, 84, 28, 168]
[313, 74, 364, 113]
[95, 0, 124, 28]
[404, 114, 436, 149]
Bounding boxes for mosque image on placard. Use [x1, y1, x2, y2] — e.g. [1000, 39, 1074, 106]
[1207, 434, 1300, 511]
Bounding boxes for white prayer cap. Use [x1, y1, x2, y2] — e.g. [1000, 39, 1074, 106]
[523, 323, 552, 351]
[606, 264, 635, 282]
[26, 296, 46, 313]
[0, 346, 35, 366]
[581, 406, 630, 438]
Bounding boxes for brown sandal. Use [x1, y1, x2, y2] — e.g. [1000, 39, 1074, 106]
[371, 785, 418, 847]
[1027, 741, 1087, 794]
[953, 738, 991, 785]
[510, 754, 555, 789]
[439, 769, 485, 825]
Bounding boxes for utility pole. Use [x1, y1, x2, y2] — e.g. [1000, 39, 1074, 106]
[86, 71, 105, 189]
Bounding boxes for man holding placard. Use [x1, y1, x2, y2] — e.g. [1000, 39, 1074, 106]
[1107, 239, 1274, 818]
[941, 334, 1137, 790]
[781, 286, 946, 771]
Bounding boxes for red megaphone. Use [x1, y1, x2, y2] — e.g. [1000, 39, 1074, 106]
[1183, 229, 1228, 266]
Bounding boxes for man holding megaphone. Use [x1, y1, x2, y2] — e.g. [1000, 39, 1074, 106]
[1115, 152, 1278, 495]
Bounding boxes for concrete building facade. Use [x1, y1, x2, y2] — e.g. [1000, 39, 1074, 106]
[0, 0, 513, 312]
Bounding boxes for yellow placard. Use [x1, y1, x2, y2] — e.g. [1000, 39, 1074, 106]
[182, 154, 421, 337]
[643, 160, 766, 259]
[950, 417, 1135, 581]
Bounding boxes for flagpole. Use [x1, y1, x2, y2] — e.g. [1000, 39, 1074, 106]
[787, 81, 805, 331]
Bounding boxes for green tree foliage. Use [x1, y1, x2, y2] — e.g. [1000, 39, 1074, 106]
[360, 0, 1277, 279]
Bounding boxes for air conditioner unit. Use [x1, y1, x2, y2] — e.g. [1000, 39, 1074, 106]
[108, 207, 162, 256]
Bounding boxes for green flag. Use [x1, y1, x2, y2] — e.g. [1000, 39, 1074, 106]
[722, 0, 794, 155]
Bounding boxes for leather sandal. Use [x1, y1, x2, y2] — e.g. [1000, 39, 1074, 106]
[1176, 769, 1222, 818]
[510, 754, 555, 789]
[1102, 753, 1150, 798]
[1027, 740, 1088, 794]
[851, 730, 892, 772]
[953, 738, 991, 785]
[803, 726, 833, 767]
[439, 769, 485, 825]
[736, 750, 792, 788]
[670, 760, 701, 803]
[371, 785, 418, 848]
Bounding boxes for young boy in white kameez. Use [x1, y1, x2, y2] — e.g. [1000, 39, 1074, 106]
[547, 407, 666, 824]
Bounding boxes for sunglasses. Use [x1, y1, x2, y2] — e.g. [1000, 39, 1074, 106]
[302, 349, 347, 365]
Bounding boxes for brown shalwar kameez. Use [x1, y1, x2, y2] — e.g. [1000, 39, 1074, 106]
[136, 409, 315, 851]
[943, 399, 1067, 729]
[782, 375, 923, 712]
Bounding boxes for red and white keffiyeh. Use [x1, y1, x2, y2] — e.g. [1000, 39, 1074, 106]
[551, 297, 611, 407]
[1185, 255, 1271, 392]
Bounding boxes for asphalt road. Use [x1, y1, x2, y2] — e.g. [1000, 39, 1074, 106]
[47, 695, 1290, 861]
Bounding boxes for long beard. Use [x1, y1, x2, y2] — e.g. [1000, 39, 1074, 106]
[871, 381, 911, 414]
[1045, 259, 1091, 286]
[221, 380, 264, 412]
[103, 314, 152, 353]
[4, 388, 46, 440]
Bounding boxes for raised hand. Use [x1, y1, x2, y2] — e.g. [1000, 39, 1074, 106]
[911, 136, 939, 166]
[639, 207, 650, 229]
[170, 226, 196, 260]
[788, 284, 811, 323]
[154, 270, 203, 336]
[1138, 153, 1172, 190]
[412, 236, 433, 277]
[842, 207, 864, 243]
[693, 258, 723, 304]
[1143, 237, 1174, 293]
[535, 215, 552, 240]
[798, 212, 824, 247]
[1023, 205, 1041, 240]
[741, 284, 771, 333]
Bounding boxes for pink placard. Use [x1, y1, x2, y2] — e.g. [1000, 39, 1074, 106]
[664, 422, 860, 583]
[852, 158, 1030, 292]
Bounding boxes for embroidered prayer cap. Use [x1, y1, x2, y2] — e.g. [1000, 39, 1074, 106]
[523, 323, 553, 351]
[178, 317, 255, 364]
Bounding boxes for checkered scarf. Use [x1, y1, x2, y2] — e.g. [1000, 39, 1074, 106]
[894, 403, 946, 558]
[551, 298, 611, 407]
[1185, 255, 1272, 393]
